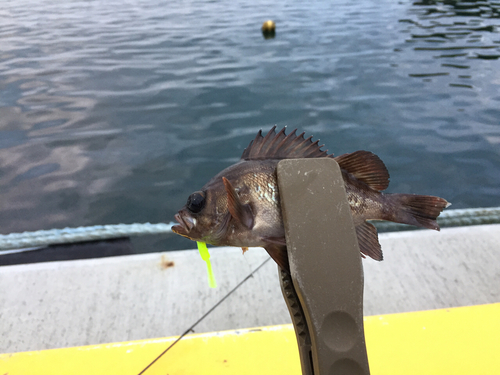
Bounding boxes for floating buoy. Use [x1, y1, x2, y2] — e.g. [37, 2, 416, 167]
[262, 20, 276, 39]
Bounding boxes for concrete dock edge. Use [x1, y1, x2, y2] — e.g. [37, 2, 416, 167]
[1, 224, 499, 353]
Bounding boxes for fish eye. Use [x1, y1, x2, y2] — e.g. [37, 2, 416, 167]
[186, 191, 205, 213]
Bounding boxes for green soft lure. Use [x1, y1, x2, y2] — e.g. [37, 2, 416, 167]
[197, 241, 217, 288]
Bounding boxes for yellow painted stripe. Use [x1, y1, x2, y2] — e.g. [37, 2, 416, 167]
[1, 303, 499, 375]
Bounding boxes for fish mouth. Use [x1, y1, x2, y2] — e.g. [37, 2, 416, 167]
[172, 211, 195, 238]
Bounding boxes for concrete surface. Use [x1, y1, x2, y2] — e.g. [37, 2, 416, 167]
[1, 224, 499, 353]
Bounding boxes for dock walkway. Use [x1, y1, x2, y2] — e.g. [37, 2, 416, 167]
[1, 224, 499, 353]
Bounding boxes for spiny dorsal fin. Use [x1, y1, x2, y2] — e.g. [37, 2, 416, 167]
[334, 151, 390, 191]
[241, 126, 333, 160]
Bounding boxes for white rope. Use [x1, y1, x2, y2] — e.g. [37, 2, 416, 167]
[375, 207, 500, 231]
[1, 207, 500, 251]
[0, 222, 175, 251]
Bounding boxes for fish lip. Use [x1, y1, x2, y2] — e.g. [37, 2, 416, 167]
[171, 224, 187, 236]
[172, 211, 194, 236]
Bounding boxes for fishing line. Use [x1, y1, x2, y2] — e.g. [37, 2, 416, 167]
[137, 257, 272, 375]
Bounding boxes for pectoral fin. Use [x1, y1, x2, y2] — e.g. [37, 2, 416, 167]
[263, 243, 290, 273]
[222, 177, 254, 229]
[262, 236, 286, 246]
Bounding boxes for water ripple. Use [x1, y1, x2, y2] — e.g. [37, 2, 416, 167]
[0, 0, 499, 250]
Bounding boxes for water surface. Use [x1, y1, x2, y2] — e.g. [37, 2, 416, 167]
[1, 0, 499, 252]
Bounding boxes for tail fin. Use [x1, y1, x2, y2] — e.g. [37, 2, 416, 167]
[386, 194, 450, 231]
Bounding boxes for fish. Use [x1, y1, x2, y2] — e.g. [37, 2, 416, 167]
[172, 126, 450, 272]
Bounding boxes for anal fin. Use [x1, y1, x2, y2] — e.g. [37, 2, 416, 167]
[355, 222, 383, 261]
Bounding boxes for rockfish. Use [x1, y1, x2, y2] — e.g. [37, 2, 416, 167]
[172, 126, 449, 272]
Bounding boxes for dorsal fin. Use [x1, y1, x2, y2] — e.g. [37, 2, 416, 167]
[240, 126, 333, 160]
[334, 151, 390, 191]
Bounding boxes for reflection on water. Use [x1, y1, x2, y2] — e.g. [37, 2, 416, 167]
[403, 0, 500, 83]
[0, 0, 499, 252]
